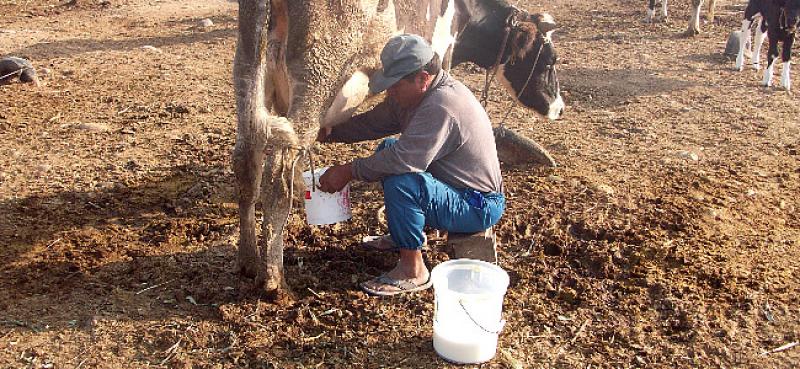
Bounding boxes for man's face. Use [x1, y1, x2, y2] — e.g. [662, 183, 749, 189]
[386, 72, 430, 109]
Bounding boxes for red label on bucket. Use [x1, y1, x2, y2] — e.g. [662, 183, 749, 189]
[305, 190, 311, 199]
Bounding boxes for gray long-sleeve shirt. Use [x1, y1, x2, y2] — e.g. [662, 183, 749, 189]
[326, 71, 502, 194]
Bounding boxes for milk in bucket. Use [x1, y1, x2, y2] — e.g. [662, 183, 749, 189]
[301, 167, 352, 225]
[431, 259, 509, 364]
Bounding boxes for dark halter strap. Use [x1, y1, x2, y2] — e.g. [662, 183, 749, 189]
[479, 7, 523, 108]
[479, 7, 547, 129]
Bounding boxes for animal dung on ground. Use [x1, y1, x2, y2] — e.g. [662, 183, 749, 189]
[141, 45, 163, 53]
[0, 56, 39, 86]
[76, 122, 111, 132]
[197, 18, 214, 29]
[676, 150, 699, 161]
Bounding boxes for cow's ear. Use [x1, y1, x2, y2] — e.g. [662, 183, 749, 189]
[531, 13, 557, 34]
[510, 23, 536, 62]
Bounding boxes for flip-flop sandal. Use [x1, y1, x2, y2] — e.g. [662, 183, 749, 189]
[360, 274, 433, 296]
[361, 234, 429, 253]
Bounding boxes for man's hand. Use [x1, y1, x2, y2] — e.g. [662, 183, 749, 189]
[318, 163, 353, 193]
[316, 127, 332, 142]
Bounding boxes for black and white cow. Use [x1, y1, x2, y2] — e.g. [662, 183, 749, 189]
[735, 1, 768, 72]
[451, 1, 564, 119]
[645, 0, 718, 35]
[645, 0, 670, 22]
[233, 0, 563, 291]
[735, 0, 800, 90]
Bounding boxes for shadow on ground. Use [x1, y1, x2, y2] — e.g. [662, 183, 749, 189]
[9, 18, 236, 60]
[561, 67, 697, 108]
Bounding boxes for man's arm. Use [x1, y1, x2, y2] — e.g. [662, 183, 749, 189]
[321, 99, 403, 143]
[352, 104, 457, 182]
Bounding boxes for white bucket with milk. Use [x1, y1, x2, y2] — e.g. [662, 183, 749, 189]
[431, 259, 509, 364]
[301, 167, 352, 225]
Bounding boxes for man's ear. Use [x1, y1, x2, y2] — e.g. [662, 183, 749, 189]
[418, 71, 432, 85]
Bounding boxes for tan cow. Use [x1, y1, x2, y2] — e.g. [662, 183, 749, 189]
[232, 0, 562, 294]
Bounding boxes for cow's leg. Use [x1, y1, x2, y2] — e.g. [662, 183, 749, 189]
[259, 146, 297, 294]
[780, 35, 794, 90]
[233, 0, 274, 284]
[706, 0, 716, 24]
[645, 0, 656, 23]
[662, 0, 668, 20]
[752, 20, 767, 70]
[232, 140, 268, 282]
[685, 0, 704, 36]
[736, 19, 755, 71]
[762, 33, 779, 87]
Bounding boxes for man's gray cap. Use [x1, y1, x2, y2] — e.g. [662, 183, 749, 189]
[368, 34, 434, 94]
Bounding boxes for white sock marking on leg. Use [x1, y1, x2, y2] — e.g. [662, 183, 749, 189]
[735, 20, 752, 71]
[781, 61, 791, 90]
[753, 23, 766, 70]
[762, 60, 775, 86]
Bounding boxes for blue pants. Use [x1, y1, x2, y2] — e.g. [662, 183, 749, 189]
[377, 139, 505, 250]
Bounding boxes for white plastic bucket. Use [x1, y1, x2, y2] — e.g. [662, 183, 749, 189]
[301, 167, 352, 225]
[431, 259, 510, 364]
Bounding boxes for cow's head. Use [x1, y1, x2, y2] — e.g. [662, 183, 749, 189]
[496, 13, 563, 120]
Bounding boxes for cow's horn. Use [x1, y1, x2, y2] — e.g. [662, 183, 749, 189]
[532, 13, 557, 33]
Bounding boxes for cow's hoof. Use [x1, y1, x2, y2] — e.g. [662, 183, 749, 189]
[265, 288, 295, 305]
[683, 29, 700, 37]
[236, 262, 263, 282]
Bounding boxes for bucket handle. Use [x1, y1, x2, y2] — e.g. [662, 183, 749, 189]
[308, 148, 319, 192]
[458, 299, 506, 334]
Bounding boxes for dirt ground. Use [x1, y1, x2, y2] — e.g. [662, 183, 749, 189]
[1, 0, 799, 367]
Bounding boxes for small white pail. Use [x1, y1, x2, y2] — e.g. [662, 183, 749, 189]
[431, 259, 509, 364]
[301, 167, 352, 225]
